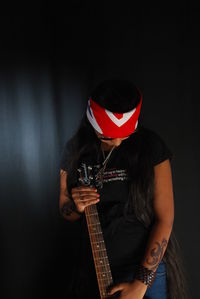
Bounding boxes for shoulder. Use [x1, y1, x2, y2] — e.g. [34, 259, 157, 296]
[138, 125, 174, 166]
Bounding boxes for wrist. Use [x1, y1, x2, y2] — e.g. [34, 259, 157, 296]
[129, 279, 148, 297]
[69, 196, 84, 216]
[61, 198, 84, 217]
[133, 278, 148, 290]
[134, 264, 156, 288]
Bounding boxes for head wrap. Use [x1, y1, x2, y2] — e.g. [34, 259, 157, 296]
[86, 93, 142, 138]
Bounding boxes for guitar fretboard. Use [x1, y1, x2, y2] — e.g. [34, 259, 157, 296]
[85, 204, 114, 299]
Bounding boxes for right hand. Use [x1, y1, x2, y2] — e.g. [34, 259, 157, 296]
[71, 186, 100, 213]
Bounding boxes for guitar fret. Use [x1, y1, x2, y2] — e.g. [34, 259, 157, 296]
[96, 271, 112, 278]
[92, 244, 105, 250]
[92, 240, 104, 244]
[93, 250, 108, 255]
[93, 255, 109, 260]
[98, 277, 113, 282]
[98, 276, 112, 281]
[88, 222, 101, 226]
[95, 263, 110, 268]
[93, 255, 108, 260]
[94, 257, 109, 267]
[86, 213, 98, 216]
[93, 248, 106, 252]
[97, 270, 111, 274]
[91, 232, 102, 235]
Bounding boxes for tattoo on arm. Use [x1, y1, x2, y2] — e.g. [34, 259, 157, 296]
[145, 238, 168, 270]
[61, 199, 77, 216]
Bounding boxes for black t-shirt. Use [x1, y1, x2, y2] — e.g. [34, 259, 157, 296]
[60, 126, 174, 283]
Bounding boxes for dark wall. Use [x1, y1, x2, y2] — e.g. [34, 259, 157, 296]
[1, 2, 199, 298]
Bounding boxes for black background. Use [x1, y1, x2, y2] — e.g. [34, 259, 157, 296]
[1, 2, 199, 298]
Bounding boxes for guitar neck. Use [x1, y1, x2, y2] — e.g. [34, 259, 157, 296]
[85, 204, 114, 299]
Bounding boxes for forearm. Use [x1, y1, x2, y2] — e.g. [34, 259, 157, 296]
[59, 198, 83, 221]
[140, 219, 173, 272]
[131, 220, 173, 292]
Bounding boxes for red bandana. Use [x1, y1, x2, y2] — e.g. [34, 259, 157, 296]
[86, 94, 142, 138]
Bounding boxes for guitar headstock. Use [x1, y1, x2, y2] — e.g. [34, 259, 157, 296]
[77, 163, 103, 189]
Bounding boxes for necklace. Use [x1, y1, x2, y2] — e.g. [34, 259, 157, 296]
[101, 145, 116, 166]
[95, 144, 116, 188]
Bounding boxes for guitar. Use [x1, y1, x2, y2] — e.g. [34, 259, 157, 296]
[78, 162, 119, 299]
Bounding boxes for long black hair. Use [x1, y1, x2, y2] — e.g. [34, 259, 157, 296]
[64, 79, 189, 299]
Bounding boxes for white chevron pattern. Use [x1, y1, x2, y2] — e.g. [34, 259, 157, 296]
[105, 107, 136, 127]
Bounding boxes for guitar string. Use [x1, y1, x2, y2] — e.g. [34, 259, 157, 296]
[85, 207, 111, 294]
[93, 146, 115, 290]
[89, 206, 113, 285]
[86, 206, 112, 291]
[90, 234, 111, 293]
[83, 146, 116, 293]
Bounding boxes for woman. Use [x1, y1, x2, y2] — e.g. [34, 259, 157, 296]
[59, 79, 188, 299]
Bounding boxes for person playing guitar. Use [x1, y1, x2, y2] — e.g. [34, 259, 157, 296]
[59, 79, 188, 299]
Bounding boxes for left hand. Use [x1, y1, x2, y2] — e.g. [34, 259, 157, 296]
[108, 279, 148, 299]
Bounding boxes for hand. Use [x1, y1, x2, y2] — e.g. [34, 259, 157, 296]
[108, 279, 148, 299]
[71, 186, 100, 213]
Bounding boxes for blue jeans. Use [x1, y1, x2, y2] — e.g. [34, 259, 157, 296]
[115, 261, 168, 299]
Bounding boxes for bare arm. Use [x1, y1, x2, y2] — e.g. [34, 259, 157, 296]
[140, 159, 174, 271]
[59, 169, 82, 221]
[105, 159, 175, 298]
[59, 169, 100, 221]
